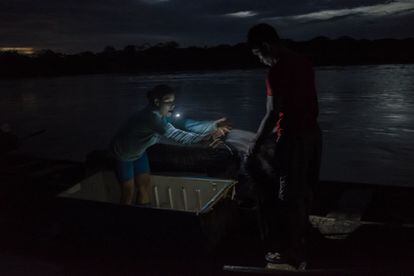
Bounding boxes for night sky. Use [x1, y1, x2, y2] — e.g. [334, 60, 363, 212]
[1, 0, 414, 53]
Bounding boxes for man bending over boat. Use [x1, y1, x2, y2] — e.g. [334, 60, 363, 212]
[246, 23, 322, 269]
[109, 84, 231, 205]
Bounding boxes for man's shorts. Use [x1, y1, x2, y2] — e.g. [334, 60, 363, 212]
[115, 152, 150, 183]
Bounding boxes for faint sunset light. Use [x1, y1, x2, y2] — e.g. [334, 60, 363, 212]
[225, 11, 258, 18]
[0, 47, 35, 55]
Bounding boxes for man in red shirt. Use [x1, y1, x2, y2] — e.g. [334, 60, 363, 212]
[247, 23, 322, 269]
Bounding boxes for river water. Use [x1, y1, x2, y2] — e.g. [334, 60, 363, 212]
[2, 64, 414, 186]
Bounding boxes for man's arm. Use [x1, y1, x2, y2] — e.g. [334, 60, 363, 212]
[252, 96, 277, 151]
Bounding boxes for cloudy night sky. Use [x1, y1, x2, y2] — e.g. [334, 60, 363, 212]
[1, 0, 414, 53]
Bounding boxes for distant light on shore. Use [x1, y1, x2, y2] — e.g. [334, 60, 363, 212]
[0, 47, 35, 55]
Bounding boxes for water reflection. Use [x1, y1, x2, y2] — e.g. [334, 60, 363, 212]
[1, 65, 414, 186]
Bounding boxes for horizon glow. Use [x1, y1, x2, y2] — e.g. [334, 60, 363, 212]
[0, 47, 35, 55]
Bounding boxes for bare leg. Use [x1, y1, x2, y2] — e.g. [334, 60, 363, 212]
[135, 173, 151, 205]
[120, 179, 135, 205]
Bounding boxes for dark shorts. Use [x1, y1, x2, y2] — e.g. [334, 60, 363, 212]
[115, 152, 150, 183]
[274, 129, 322, 203]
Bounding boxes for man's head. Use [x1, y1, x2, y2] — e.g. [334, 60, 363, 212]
[247, 23, 281, 66]
[147, 84, 175, 117]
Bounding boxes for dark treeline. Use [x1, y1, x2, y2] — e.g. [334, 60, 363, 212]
[1, 37, 414, 78]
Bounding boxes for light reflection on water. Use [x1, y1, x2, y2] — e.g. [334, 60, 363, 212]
[1, 65, 414, 186]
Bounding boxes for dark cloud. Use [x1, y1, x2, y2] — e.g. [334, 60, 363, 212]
[0, 0, 413, 52]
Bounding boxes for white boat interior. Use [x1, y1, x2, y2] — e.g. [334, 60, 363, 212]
[59, 171, 236, 213]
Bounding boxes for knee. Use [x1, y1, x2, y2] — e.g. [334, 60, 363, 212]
[121, 180, 134, 191]
[135, 173, 151, 188]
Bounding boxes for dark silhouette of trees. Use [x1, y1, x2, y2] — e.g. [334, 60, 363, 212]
[1, 37, 414, 78]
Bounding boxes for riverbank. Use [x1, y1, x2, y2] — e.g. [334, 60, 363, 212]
[1, 38, 414, 79]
